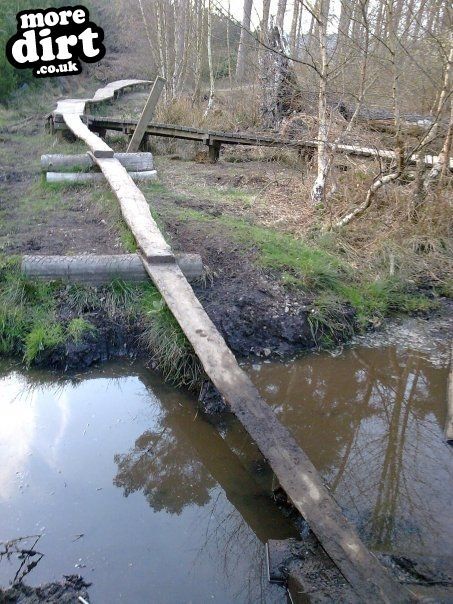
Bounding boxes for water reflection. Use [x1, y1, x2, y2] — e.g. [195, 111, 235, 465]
[114, 372, 297, 543]
[250, 345, 453, 554]
[0, 362, 293, 603]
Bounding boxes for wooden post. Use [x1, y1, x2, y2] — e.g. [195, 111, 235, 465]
[127, 77, 166, 153]
[208, 141, 221, 163]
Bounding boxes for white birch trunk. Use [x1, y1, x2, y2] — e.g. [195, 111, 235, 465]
[311, 0, 330, 204]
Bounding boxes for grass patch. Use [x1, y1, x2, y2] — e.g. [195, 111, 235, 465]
[67, 318, 97, 343]
[140, 287, 203, 389]
[0, 254, 202, 386]
[174, 208, 436, 345]
[24, 323, 64, 365]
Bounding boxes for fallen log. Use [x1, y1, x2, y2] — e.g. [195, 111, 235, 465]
[46, 171, 157, 184]
[22, 253, 203, 284]
[41, 152, 154, 172]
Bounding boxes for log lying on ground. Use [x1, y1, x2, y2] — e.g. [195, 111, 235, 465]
[22, 254, 203, 284]
[41, 152, 154, 172]
[46, 171, 157, 184]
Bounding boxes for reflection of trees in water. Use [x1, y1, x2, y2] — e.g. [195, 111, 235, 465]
[113, 377, 292, 602]
[114, 424, 215, 514]
[261, 347, 453, 552]
[194, 492, 275, 603]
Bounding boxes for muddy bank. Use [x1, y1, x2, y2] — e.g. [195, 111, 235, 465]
[0, 576, 90, 604]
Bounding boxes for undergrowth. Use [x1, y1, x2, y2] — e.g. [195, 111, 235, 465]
[174, 207, 439, 347]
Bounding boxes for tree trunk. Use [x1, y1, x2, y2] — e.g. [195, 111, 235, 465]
[276, 0, 287, 32]
[311, 0, 330, 204]
[235, 0, 253, 81]
[204, 0, 215, 115]
[290, 0, 300, 58]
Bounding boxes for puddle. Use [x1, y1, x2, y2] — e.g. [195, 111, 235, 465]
[0, 362, 296, 602]
[1, 312, 451, 601]
[248, 320, 453, 555]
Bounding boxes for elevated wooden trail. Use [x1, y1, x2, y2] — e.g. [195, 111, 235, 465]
[77, 114, 453, 170]
[51, 80, 415, 603]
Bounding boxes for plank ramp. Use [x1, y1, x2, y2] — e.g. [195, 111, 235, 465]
[54, 80, 415, 603]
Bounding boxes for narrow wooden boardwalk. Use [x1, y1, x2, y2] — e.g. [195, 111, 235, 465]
[52, 80, 415, 603]
[76, 114, 453, 170]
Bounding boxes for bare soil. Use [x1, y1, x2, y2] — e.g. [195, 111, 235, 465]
[1, 113, 327, 365]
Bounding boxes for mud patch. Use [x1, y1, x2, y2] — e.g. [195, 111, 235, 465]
[0, 575, 90, 604]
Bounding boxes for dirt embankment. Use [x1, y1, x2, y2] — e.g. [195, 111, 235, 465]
[0, 576, 90, 604]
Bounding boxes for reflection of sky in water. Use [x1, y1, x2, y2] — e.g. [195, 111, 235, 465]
[0, 374, 71, 501]
[0, 366, 289, 603]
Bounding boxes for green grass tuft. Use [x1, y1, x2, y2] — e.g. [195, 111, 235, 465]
[140, 287, 203, 389]
[24, 323, 64, 366]
[67, 318, 97, 343]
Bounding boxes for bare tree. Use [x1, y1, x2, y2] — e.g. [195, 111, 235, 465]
[236, 0, 254, 80]
[205, 0, 215, 114]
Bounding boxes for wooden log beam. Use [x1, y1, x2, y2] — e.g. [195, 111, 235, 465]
[85, 115, 453, 170]
[127, 76, 166, 153]
[22, 254, 203, 284]
[46, 170, 157, 184]
[54, 81, 414, 603]
[41, 153, 154, 173]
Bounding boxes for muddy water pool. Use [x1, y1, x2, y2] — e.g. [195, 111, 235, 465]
[0, 313, 451, 601]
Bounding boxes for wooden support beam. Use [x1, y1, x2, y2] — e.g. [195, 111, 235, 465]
[85, 115, 453, 170]
[208, 141, 221, 163]
[46, 171, 157, 184]
[22, 253, 203, 284]
[41, 152, 154, 173]
[127, 76, 166, 153]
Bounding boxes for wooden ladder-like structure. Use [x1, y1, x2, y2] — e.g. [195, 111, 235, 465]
[52, 80, 415, 603]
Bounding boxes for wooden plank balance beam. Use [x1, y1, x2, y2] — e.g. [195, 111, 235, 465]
[51, 80, 416, 603]
[81, 115, 453, 170]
